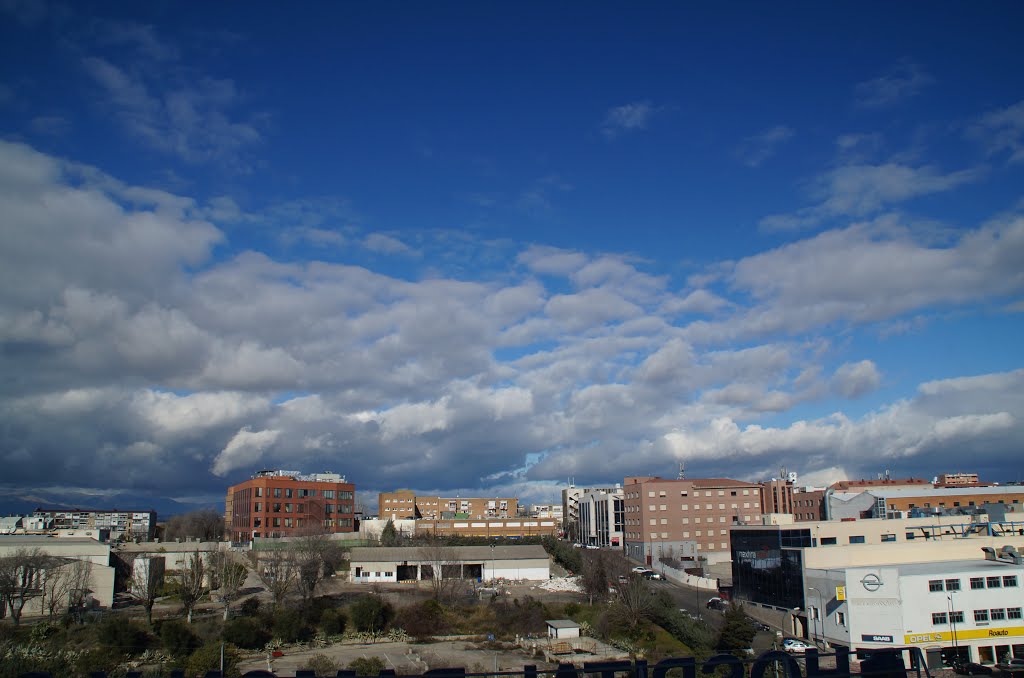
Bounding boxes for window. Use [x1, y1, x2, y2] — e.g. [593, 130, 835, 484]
[836, 611, 846, 626]
[284, 518, 293, 527]
[1003, 575, 1018, 587]
[1007, 608, 1022, 620]
[906, 532, 916, 540]
[285, 488, 293, 498]
[950, 611, 965, 624]
[660, 504, 667, 511]
[255, 487, 263, 497]
[649, 491, 655, 498]
[273, 488, 282, 498]
[991, 608, 1006, 621]
[731, 491, 737, 496]
[987, 576, 1002, 588]
[929, 580, 944, 592]
[932, 612, 948, 625]
[660, 490, 666, 497]
[272, 517, 280, 527]
[971, 577, 985, 590]
[945, 579, 961, 591]
[272, 503, 281, 513]
[975, 610, 990, 623]
[253, 502, 262, 512]
[822, 537, 837, 545]
[849, 535, 866, 544]
[881, 534, 896, 542]
[323, 490, 335, 499]
[649, 504, 656, 511]
[681, 504, 689, 510]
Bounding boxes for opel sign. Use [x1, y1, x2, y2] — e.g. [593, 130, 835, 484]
[860, 573, 883, 591]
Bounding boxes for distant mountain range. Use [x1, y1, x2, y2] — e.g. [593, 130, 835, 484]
[0, 490, 217, 520]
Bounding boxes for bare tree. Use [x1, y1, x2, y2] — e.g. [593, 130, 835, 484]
[208, 550, 248, 619]
[292, 531, 346, 605]
[128, 555, 165, 626]
[42, 558, 93, 620]
[249, 548, 297, 608]
[417, 539, 466, 605]
[0, 548, 48, 624]
[164, 509, 224, 542]
[612, 574, 655, 634]
[178, 550, 207, 623]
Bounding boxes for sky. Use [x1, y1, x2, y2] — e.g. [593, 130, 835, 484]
[1, 2, 1023, 512]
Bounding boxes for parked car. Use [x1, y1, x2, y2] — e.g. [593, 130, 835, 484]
[994, 659, 1023, 676]
[953, 660, 993, 676]
[782, 639, 811, 654]
[632, 566, 650, 573]
[642, 570, 663, 580]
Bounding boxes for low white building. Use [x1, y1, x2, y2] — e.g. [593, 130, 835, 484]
[0, 536, 116, 613]
[348, 544, 550, 583]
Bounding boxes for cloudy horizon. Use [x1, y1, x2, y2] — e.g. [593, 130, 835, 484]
[2, 3, 1022, 511]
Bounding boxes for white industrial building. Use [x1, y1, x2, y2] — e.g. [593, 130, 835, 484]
[0, 536, 116, 615]
[348, 545, 550, 583]
[805, 554, 1023, 666]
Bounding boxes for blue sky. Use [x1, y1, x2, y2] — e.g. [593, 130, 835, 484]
[2, 2, 1023, 510]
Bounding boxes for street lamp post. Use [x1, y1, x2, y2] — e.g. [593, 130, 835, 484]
[948, 593, 959, 662]
[807, 587, 822, 647]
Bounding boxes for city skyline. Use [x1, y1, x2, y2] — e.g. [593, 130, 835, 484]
[1, 2, 1022, 511]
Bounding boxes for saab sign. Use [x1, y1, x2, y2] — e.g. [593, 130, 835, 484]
[861, 634, 894, 643]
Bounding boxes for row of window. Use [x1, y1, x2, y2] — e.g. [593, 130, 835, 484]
[932, 608, 1023, 624]
[625, 488, 755, 499]
[627, 502, 760, 512]
[930, 576, 1018, 592]
[252, 502, 353, 514]
[253, 487, 352, 499]
[250, 517, 354, 530]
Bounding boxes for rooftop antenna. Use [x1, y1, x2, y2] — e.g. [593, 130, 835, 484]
[678, 462, 686, 480]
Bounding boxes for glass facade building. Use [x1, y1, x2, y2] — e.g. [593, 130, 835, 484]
[730, 527, 812, 610]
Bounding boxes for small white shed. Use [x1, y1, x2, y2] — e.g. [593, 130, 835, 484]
[546, 619, 581, 639]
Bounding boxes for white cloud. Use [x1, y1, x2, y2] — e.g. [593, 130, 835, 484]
[601, 101, 658, 139]
[854, 60, 933, 109]
[831, 360, 882, 398]
[363, 233, 416, 256]
[761, 162, 983, 231]
[737, 125, 795, 167]
[211, 428, 281, 476]
[969, 99, 1024, 164]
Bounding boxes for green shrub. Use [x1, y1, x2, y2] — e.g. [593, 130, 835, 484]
[319, 607, 347, 635]
[563, 602, 580, 617]
[348, 656, 386, 675]
[274, 608, 313, 643]
[96, 616, 152, 655]
[160, 619, 200, 657]
[185, 641, 240, 678]
[222, 617, 271, 649]
[395, 599, 447, 640]
[349, 595, 394, 633]
[303, 653, 340, 676]
[239, 597, 261, 616]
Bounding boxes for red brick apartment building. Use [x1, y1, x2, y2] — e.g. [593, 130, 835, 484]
[622, 476, 764, 564]
[225, 470, 355, 542]
[378, 490, 518, 520]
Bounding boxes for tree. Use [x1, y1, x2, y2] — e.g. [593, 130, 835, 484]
[42, 557, 93, 621]
[0, 547, 49, 624]
[379, 519, 400, 546]
[580, 550, 610, 605]
[178, 550, 207, 623]
[716, 603, 756, 654]
[612, 574, 656, 637]
[250, 548, 297, 608]
[163, 509, 224, 542]
[129, 555, 165, 626]
[348, 656, 386, 675]
[292, 531, 345, 605]
[395, 599, 448, 640]
[417, 538, 465, 604]
[208, 550, 248, 619]
[349, 594, 394, 633]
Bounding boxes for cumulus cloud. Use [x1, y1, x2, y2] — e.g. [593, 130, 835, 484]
[761, 162, 983, 231]
[969, 99, 1024, 164]
[831, 360, 882, 398]
[2, 140, 1022, 506]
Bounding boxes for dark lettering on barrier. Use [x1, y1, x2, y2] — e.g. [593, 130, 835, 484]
[241, 672, 278, 678]
[750, 650, 803, 678]
[651, 656, 697, 678]
[700, 653, 744, 678]
[583, 660, 633, 678]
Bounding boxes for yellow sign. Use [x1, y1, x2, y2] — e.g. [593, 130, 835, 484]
[836, 586, 846, 601]
[903, 627, 1024, 644]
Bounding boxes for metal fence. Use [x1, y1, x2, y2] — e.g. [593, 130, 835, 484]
[13, 646, 939, 678]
